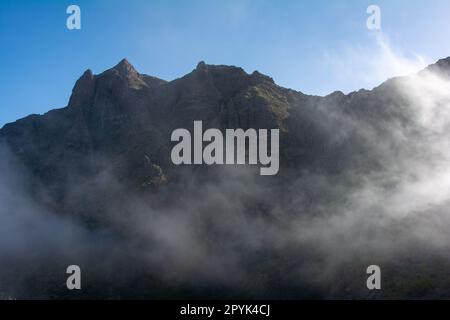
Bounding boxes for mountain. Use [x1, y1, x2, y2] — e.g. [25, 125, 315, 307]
[2, 57, 450, 299]
[0, 59, 416, 197]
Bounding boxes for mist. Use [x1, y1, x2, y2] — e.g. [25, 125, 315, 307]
[2, 49, 450, 299]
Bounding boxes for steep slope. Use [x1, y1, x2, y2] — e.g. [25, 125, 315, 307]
[2, 57, 450, 218]
[2, 57, 450, 299]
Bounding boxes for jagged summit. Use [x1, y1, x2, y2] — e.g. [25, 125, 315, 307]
[117, 58, 131, 66]
[196, 60, 207, 70]
[113, 58, 139, 76]
[422, 56, 450, 77]
[431, 56, 450, 68]
[68, 68, 95, 108]
[71, 59, 276, 96]
[192, 60, 246, 74]
[251, 70, 275, 85]
[82, 68, 94, 78]
[4, 55, 450, 134]
[65, 54, 450, 112]
[188, 61, 275, 91]
[67, 59, 146, 108]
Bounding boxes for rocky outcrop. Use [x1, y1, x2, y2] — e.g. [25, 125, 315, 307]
[1, 57, 450, 221]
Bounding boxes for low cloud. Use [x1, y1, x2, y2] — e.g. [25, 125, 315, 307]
[2, 40, 450, 299]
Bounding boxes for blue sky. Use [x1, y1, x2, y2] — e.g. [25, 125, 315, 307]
[1, 0, 450, 127]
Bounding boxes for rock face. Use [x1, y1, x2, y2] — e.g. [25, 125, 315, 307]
[2, 57, 450, 299]
[2, 59, 447, 198]
[0, 59, 296, 216]
[0, 57, 448, 220]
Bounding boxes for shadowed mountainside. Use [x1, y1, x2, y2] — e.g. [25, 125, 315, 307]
[2, 58, 450, 299]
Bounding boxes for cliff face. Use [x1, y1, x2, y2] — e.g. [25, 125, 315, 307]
[1, 58, 450, 221]
[2, 58, 450, 299]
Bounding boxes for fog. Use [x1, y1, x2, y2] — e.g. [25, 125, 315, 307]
[2, 51, 450, 299]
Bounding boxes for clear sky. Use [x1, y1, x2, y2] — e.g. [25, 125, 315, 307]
[1, 0, 450, 127]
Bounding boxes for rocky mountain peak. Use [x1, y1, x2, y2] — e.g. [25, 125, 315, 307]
[113, 58, 139, 76]
[196, 60, 207, 71]
[68, 68, 96, 108]
[250, 70, 275, 85]
[420, 56, 450, 78]
[97, 58, 148, 90]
